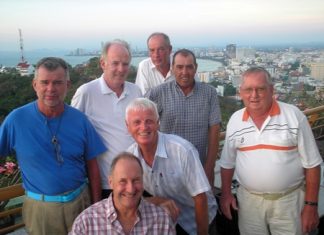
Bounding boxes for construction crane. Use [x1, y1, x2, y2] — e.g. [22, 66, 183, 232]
[16, 29, 30, 76]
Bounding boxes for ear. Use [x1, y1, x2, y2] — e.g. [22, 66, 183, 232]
[32, 79, 37, 92]
[238, 87, 243, 99]
[67, 80, 71, 89]
[125, 120, 130, 130]
[108, 176, 113, 189]
[194, 64, 198, 73]
[100, 58, 106, 70]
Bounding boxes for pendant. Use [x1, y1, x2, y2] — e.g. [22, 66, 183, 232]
[52, 136, 58, 144]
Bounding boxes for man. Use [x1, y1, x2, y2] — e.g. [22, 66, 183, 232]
[135, 32, 173, 95]
[220, 67, 322, 235]
[126, 98, 217, 235]
[0, 57, 106, 234]
[70, 152, 175, 235]
[147, 49, 221, 186]
[71, 40, 142, 198]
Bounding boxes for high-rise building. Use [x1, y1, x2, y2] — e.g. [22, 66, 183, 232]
[236, 47, 256, 61]
[226, 44, 236, 59]
[310, 62, 324, 81]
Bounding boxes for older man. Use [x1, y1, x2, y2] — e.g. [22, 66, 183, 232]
[147, 49, 221, 186]
[126, 98, 217, 235]
[70, 152, 175, 234]
[71, 40, 142, 198]
[0, 57, 106, 234]
[135, 32, 173, 95]
[220, 67, 322, 235]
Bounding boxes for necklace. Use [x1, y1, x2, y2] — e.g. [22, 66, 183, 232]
[46, 114, 64, 164]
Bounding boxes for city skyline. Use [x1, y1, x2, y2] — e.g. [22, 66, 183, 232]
[1, 0, 324, 52]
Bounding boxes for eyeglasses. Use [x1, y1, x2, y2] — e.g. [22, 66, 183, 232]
[241, 87, 267, 95]
[51, 136, 64, 164]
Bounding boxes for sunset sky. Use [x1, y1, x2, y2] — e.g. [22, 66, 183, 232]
[1, 0, 324, 51]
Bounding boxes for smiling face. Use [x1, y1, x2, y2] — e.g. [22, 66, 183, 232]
[126, 108, 159, 148]
[109, 157, 144, 212]
[239, 71, 274, 117]
[172, 52, 197, 95]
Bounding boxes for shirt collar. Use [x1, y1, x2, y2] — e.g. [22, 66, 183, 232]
[107, 194, 143, 224]
[99, 75, 128, 96]
[242, 99, 281, 121]
[174, 79, 197, 97]
[149, 58, 172, 79]
[155, 132, 168, 159]
[107, 194, 118, 222]
[133, 132, 168, 160]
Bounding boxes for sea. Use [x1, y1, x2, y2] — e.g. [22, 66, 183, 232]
[0, 51, 222, 72]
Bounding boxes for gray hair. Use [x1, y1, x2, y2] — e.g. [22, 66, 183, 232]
[125, 98, 159, 122]
[110, 152, 143, 176]
[101, 39, 131, 60]
[241, 66, 273, 86]
[147, 32, 171, 47]
[34, 57, 70, 81]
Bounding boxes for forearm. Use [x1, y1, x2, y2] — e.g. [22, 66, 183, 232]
[221, 167, 235, 195]
[194, 193, 209, 235]
[304, 165, 321, 202]
[87, 158, 102, 203]
[204, 124, 220, 185]
[301, 165, 321, 233]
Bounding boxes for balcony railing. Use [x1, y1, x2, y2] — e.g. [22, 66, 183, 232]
[1, 105, 324, 234]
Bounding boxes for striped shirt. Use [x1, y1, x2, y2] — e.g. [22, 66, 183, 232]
[220, 100, 323, 193]
[69, 194, 175, 235]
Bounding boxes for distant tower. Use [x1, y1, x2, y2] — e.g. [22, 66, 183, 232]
[16, 29, 30, 76]
[226, 44, 236, 59]
[19, 29, 26, 63]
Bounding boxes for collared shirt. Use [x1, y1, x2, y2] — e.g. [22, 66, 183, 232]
[220, 100, 323, 193]
[71, 75, 142, 189]
[135, 58, 173, 95]
[147, 80, 221, 164]
[127, 132, 217, 235]
[69, 194, 175, 235]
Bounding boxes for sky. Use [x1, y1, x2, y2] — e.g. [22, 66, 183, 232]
[1, 0, 324, 52]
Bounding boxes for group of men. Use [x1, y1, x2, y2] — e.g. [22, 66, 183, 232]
[0, 32, 322, 235]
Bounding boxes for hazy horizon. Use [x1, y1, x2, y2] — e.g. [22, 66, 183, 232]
[1, 0, 324, 51]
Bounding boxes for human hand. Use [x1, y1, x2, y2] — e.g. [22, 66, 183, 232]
[220, 193, 238, 220]
[145, 196, 180, 222]
[301, 205, 319, 234]
[160, 199, 180, 222]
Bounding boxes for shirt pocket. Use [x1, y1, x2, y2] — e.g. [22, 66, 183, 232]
[158, 170, 186, 195]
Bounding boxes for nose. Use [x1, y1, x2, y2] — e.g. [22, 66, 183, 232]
[139, 121, 149, 130]
[151, 50, 160, 59]
[117, 63, 124, 72]
[251, 89, 259, 97]
[126, 182, 135, 193]
[47, 82, 56, 92]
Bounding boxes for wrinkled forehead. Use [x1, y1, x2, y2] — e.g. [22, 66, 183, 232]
[241, 71, 271, 87]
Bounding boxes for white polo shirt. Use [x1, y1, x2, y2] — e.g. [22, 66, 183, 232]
[220, 100, 322, 193]
[71, 75, 142, 189]
[135, 58, 173, 95]
[128, 132, 217, 235]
